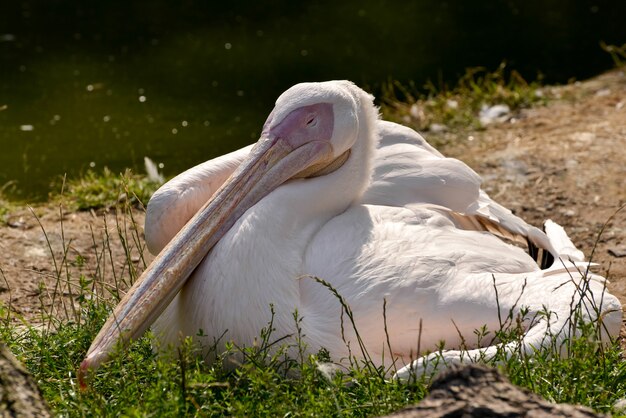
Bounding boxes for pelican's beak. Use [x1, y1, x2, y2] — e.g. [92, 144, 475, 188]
[78, 135, 334, 389]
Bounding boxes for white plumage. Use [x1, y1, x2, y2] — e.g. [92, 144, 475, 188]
[81, 81, 622, 382]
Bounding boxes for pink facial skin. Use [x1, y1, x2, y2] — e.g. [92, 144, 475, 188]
[263, 103, 334, 149]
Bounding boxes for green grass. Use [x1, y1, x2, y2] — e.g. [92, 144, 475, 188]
[54, 167, 163, 211]
[0, 196, 624, 416]
[0, 186, 20, 225]
[380, 62, 546, 133]
[0, 197, 9, 225]
[601, 42, 626, 68]
[506, 325, 626, 411]
[381, 44, 625, 135]
[0, 288, 427, 416]
[1, 308, 428, 416]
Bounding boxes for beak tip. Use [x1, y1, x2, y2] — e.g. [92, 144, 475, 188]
[78, 358, 91, 391]
[78, 350, 105, 391]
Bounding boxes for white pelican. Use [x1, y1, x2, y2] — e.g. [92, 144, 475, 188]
[80, 81, 622, 384]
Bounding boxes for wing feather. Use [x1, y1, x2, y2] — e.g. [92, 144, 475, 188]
[364, 120, 560, 265]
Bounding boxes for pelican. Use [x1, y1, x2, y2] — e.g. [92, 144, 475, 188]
[80, 81, 622, 384]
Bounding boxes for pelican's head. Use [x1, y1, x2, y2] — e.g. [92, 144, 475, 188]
[270, 81, 362, 156]
[78, 81, 375, 387]
[251, 80, 374, 179]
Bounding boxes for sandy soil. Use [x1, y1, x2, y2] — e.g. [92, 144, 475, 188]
[0, 206, 152, 322]
[0, 70, 624, 334]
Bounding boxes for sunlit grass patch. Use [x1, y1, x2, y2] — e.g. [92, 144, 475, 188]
[505, 320, 626, 412]
[56, 167, 162, 211]
[380, 62, 546, 133]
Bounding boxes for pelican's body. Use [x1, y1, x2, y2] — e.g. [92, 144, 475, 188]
[147, 120, 553, 367]
[80, 81, 621, 383]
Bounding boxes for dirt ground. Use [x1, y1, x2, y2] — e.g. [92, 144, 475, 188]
[0, 70, 624, 333]
[0, 206, 152, 322]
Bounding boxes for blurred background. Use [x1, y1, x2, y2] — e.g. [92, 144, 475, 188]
[1, 0, 625, 200]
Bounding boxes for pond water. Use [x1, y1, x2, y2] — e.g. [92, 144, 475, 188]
[1, 1, 624, 200]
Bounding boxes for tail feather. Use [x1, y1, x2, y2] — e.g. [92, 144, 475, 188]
[543, 219, 585, 263]
[445, 210, 559, 269]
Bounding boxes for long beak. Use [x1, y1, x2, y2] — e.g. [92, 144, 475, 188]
[78, 136, 333, 389]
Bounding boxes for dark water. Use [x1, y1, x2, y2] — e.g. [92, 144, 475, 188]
[1, 1, 625, 200]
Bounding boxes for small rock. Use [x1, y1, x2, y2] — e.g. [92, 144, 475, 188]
[571, 132, 596, 143]
[561, 209, 576, 217]
[7, 216, 31, 230]
[428, 123, 448, 133]
[445, 99, 458, 109]
[595, 88, 611, 97]
[479, 104, 510, 126]
[608, 247, 626, 258]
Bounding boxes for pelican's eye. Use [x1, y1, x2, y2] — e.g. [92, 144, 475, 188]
[305, 115, 317, 127]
